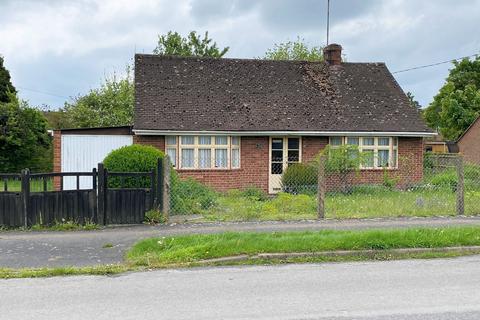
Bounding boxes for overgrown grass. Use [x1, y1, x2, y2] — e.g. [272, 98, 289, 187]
[198, 188, 480, 221]
[126, 226, 480, 267]
[1, 220, 100, 232]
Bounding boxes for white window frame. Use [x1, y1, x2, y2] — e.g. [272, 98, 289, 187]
[165, 136, 241, 170]
[329, 136, 398, 169]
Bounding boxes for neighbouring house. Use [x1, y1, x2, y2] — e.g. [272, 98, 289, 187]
[424, 133, 457, 154]
[456, 116, 480, 165]
[130, 44, 434, 193]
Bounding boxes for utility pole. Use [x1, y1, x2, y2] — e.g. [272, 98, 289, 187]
[326, 0, 330, 45]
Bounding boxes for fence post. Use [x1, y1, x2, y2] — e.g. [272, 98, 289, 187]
[456, 155, 465, 216]
[97, 163, 106, 225]
[156, 158, 164, 211]
[92, 168, 97, 223]
[162, 157, 171, 221]
[317, 154, 326, 219]
[21, 168, 30, 228]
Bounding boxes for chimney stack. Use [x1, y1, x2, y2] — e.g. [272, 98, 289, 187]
[323, 44, 342, 65]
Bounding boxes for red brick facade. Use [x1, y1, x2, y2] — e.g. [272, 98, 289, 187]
[458, 117, 480, 165]
[134, 135, 424, 193]
[53, 130, 62, 190]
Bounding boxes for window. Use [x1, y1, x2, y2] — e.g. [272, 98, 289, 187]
[166, 136, 241, 169]
[329, 136, 398, 169]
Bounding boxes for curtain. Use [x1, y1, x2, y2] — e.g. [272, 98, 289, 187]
[231, 149, 240, 168]
[198, 149, 211, 168]
[215, 149, 227, 168]
[181, 149, 194, 168]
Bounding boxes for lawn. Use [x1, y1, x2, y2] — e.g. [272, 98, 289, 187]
[126, 226, 480, 267]
[0, 179, 53, 192]
[196, 188, 480, 222]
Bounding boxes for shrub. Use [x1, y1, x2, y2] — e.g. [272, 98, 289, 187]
[171, 178, 217, 214]
[382, 169, 400, 190]
[103, 145, 174, 188]
[241, 186, 268, 201]
[427, 170, 457, 191]
[282, 163, 317, 194]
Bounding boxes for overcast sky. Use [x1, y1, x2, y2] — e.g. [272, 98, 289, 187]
[1, 0, 479, 109]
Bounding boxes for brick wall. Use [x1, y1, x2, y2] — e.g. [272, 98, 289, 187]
[302, 136, 424, 188]
[135, 135, 424, 193]
[458, 118, 480, 165]
[135, 135, 269, 192]
[53, 130, 62, 190]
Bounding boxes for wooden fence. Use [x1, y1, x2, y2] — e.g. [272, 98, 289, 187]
[0, 158, 170, 228]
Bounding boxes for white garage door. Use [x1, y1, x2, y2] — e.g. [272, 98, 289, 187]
[61, 134, 133, 190]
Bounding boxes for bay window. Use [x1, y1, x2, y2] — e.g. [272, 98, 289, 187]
[329, 136, 398, 169]
[165, 136, 241, 169]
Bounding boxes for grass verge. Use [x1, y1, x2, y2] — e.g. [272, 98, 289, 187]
[126, 226, 480, 267]
[3, 226, 480, 279]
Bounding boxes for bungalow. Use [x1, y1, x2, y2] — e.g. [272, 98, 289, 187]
[132, 44, 434, 193]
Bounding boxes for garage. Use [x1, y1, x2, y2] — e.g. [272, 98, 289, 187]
[54, 126, 133, 189]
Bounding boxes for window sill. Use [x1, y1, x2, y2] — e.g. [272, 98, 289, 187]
[359, 167, 398, 171]
[176, 168, 242, 173]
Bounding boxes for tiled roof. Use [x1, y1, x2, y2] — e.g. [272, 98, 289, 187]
[134, 54, 432, 133]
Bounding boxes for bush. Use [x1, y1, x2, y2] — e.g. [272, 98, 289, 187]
[281, 163, 317, 194]
[103, 145, 173, 188]
[171, 178, 217, 214]
[241, 186, 268, 201]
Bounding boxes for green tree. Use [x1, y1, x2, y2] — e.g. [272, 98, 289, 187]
[153, 31, 229, 58]
[0, 56, 16, 103]
[423, 57, 480, 139]
[64, 67, 134, 128]
[406, 92, 422, 110]
[0, 93, 51, 172]
[264, 37, 324, 61]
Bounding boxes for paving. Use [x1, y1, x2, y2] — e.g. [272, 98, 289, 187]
[1, 216, 480, 268]
[2, 256, 480, 319]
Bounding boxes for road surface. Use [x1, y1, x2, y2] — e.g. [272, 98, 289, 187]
[2, 256, 480, 319]
[2, 216, 480, 268]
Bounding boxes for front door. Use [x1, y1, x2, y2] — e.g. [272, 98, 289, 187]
[269, 137, 301, 193]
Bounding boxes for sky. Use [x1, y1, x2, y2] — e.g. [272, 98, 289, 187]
[1, 0, 479, 109]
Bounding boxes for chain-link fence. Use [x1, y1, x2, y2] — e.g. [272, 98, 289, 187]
[166, 151, 480, 221]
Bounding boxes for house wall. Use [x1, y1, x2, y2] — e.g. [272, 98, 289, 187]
[458, 118, 480, 165]
[134, 135, 269, 192]
[303, 136, 424, 188]
[135, 135, 424, 193]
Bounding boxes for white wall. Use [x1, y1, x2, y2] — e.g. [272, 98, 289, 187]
[61, 134, 133, 190]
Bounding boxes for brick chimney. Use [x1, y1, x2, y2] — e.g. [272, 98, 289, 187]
[323, 44, 342, 65]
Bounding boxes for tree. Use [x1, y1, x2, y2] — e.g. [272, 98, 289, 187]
[264, 37, 324, 62]
[153, 31, 229, 58]
[406, 92, 422, 110]
[0, 56, 16, 103]
[64, 67, 134, 128]
[423, 57, 480, 139]
[0, 93, 51, 172]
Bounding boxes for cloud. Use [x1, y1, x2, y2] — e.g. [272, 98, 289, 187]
[1, 0, 479, 108]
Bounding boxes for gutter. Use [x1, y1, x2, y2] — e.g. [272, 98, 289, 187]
[133, 129, 437, 138]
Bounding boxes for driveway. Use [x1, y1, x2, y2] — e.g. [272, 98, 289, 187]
[2, 256, 480, 319]
[1, 216, 480, 268]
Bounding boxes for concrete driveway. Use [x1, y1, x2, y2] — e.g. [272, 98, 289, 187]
[1, 216, 480, 268]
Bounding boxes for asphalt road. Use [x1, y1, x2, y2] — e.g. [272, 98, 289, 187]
[1, 216, 480, 268]
[2, 256, 480, 319]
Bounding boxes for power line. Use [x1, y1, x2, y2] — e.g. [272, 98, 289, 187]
[16, 86, 69, 99]
[392, 53, 479, 74]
